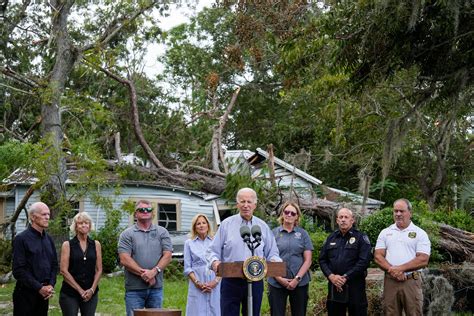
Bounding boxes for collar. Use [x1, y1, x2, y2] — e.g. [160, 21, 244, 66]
[335, 227, 356, 237]
[240, 215, 254, 225]
[28, 225, 45, 237]
[71, 235, 93, 244]
[278, 225, 298, 233]
[133, 223, 157, 232]
[192, 235, 212, 241]
[390, 221, 414, 231]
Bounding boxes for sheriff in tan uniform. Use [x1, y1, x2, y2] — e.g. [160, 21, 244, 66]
[374, 199, 431, 316]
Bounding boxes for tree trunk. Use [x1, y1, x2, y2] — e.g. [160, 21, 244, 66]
[211, 87, 240, 173]
[40, 0, 77, 218]
[438, 224, 474, 263]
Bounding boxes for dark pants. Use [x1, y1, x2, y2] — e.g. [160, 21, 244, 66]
[13, 285, 49, 316]
[268, 284, 309, 316]
[59, 290, 98, 316]
[327, 300, 368, 316]
[326, 279, 368, 316]
[220, 278, 264, 316]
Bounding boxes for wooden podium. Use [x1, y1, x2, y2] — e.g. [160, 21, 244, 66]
[133, 308, 181, 316]
[217, 261, 286, 278]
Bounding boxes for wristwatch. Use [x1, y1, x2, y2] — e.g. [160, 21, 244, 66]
[295, 275, 302, 282]
[155, 266, 162, 274]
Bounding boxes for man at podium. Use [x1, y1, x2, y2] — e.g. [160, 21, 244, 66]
[206, 188, 281, 316]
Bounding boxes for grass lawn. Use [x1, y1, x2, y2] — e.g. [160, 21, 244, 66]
[0, 273, 326, 315]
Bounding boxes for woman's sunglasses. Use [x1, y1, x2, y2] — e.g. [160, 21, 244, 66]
[283, 210, 297, 217]
[136, 207, 153, 213]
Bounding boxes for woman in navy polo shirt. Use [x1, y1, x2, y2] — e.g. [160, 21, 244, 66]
[268, 202, 313, 316]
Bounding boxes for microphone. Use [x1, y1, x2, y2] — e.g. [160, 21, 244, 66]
[251, 225, 262, 242]
[240, 225, 251, 243]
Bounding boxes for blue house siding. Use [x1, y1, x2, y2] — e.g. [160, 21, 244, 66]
[5, 184, 219, 235]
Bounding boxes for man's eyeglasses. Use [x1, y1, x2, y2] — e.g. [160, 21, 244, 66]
[283, 210, 297, 217]
[136, 207, 153, 213]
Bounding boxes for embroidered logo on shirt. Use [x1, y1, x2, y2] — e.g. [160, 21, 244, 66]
[294, 232, 302, 239]
[349, 237, 356, 244]
[363, 235, 371, 244]
[408, 232, 417, 238]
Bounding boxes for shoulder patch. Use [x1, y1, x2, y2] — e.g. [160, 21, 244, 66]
[363, 235, 371, 244]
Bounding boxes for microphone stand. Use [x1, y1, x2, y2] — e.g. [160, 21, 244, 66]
[243, 234, 261, 316]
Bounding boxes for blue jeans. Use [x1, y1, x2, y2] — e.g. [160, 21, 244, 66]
[125, 288, 163, 316]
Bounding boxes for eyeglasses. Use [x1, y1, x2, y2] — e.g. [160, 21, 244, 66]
[283, 210, 297, 217]
[136, 207, 153, 213]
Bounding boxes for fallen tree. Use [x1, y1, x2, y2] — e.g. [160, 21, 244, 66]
[438, 224, 474, 263]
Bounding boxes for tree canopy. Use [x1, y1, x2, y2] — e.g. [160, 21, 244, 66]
[0, 0, 472, 214]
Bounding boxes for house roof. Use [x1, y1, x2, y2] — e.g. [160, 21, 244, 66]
[225, 148, 384, 207]
[326, 186, 385, 206]
[251, 148, 322, 185]
[3, 168, 219, 201]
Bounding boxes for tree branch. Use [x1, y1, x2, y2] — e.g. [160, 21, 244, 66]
[0, 66, 40, 88]
[81, 0, 160, 52]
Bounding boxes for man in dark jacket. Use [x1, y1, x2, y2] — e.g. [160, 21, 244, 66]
[13, 202, 58, 316]
[319, 208, 372, 316]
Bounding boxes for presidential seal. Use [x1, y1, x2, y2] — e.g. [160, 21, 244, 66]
[243, 256, 267, 281]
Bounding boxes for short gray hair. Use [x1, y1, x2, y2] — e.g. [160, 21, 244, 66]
[394, 198, 412, 211]
[69, 212, 94, 235]
[236, 188, 257, 203]
[28, 202, 48, 218]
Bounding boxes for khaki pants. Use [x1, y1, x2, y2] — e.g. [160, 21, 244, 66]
[383, 275, 423, 316]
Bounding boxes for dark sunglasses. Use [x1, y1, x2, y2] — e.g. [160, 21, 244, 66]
[136, 207, 153, 213]
[283, 210, 297, 217]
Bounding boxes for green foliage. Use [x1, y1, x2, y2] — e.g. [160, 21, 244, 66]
[221, 172, 267, 205]
[459, 181, 474, 211]
[308, 226, 330, 270]
[360, 207, 398, 246]
[0, 238, 12, 274]
[420, 208, 474, 233]
[91, 209, 123, 273]
[0, 141, 34, 181]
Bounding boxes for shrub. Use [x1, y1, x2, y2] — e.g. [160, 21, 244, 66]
[308, 227, 330, 270]
[0, 238, 12, 274]
[91, 209, 122, 273]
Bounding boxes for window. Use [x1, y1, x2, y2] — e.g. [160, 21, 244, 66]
[158, 203, 177, 231]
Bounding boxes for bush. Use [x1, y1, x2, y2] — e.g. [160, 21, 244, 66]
[0, 238, 12, 274]
[308, 227, 330, 270]
[91, 209, 122, 273]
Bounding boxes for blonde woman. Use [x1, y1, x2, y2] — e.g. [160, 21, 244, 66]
[59, 212, 102, 316]
[184, 214, 221, 316]
[268, 202, 313, 316]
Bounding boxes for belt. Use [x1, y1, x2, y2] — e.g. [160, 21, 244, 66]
[405, 271, 420, 280]
[385, 271, 420, 280]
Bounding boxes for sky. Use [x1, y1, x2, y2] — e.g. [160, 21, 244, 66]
[143, 1, 213, 77]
